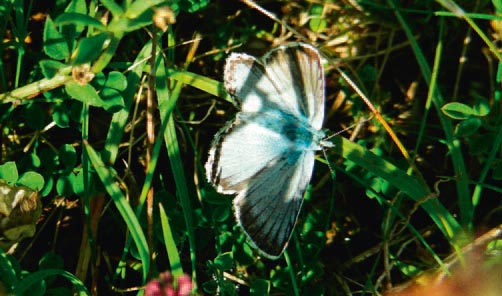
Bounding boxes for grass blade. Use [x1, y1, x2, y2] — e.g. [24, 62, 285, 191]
[387, 0, 472, 229]
[159, 203, 184, 278]
[84, 141, 150, 282]
[332, 136, 461, 239]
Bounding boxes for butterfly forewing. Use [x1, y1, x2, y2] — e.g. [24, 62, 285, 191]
[263, 43, 325, 129]
[225, 43, 325, 128]
[207, 43, 326, 259]
[205, 113, 292, 194]
[224, 53, 295, 115]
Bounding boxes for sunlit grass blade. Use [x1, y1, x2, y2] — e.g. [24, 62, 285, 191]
[84, 141, 150, 282]
[472, 64, 502, 206]
[332, 136, 461, 240]
[413, 18, 442, 165]
[156, 47, 198, 288]
[159, 203, 184, 279]
[342, 165, 450, 274]
[166, 68, 234, 105]
[283, 250, 300, 296]
[387, 0, 472, 230]
[435, 0, 502, 62]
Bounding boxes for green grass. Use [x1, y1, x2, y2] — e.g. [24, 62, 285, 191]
[0, 0, 501, 295]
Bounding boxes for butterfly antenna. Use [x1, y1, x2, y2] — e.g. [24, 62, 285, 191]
[324, 114, 374, 142]
[322, 147, 336, 180]
[321, 115, 374, 178]
[239, 0, 311, 44]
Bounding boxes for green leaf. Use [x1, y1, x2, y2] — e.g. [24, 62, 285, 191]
[467, 134, 491, 155]
[65, 81, 104, 107]
[218, 231, 233, 248]
[119, 10, 154, 33]
[68, 168, 86, 195]
[41, 177, 54, 197]
[58, 144, 77, 171]
[495, 0, 502, 13]
[19, 278, 46, 296]
[20, 152, 41, 170]
[70, 101, 83, 123]
[213, 252, 233, 271]
[42, 88, 65, 102]
[125, 0, 168, 18]
[232, 241, 254, 265]
[202, 187, 232, 205]
[12, 269, 89, 295]
[57, 169, 90, 197]
[250, 279, 270, 295]
[394, 258, 422, 277]
[309, 4, 327, 32]
[441, 102, 475, 119]
[0, 162, 19, 184]
[56, 175, 73, 196]
[100, 0, 124, 16]
[455, 117, 482, 137]
[309, 17, 327, 33]
[270, 265, 289, 286]
[55, 13, 106, 30]
[61, 0, 88, 49]
[473, 97, 490, 116]
[0, 250, 18, 292]
[72, 33, 109, 65]
[179, 0, 210, 13]
[43, 17, 69, 60]
[52, 102, 71, 128]
[24, 103, 47, 130]
[100, 88, 125, 112]
[39, 252, 64, 270]
[101, 41, 151, 165]
[92, 72, 107, 88]
[105, 71, 127, 91]
[202, 280, 218, 294]
[94, 72, 127, 114]
[211, 205, 230, 223]
[39, 148, 58, 174]
[64, 0, 87, 35]
[39, 60, 66, 78]
[358, 64, 377, 84]
[17, 172, 44, 191]
[65, 0, 87, 14]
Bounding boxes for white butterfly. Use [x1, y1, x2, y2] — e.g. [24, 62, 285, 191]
[205, 43, 331, 259]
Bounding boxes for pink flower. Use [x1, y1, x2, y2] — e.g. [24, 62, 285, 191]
[144, 272, 193, 296]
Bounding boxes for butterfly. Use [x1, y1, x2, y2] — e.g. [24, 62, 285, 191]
[205, 43, 332, 259]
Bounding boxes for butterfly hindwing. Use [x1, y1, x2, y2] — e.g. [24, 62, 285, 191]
[206, 108, 319, 258]
[234, 148, 316, 258]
